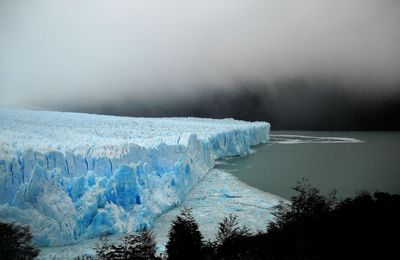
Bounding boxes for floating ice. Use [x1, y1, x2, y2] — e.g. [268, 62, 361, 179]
[0, 108, 270, 246]
[269, 134, 363, 144]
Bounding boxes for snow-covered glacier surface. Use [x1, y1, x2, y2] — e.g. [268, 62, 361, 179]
[0, 108, 270, 247]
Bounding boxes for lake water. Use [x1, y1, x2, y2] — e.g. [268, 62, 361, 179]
[216, 131, 400, 200]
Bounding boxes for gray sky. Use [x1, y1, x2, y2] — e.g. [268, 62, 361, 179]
[1, 0, 399, 106]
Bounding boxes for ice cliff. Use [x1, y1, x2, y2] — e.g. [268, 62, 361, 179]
[0, 108, 269, 246]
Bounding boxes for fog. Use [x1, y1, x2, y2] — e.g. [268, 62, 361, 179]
[1, 0, 399, 107]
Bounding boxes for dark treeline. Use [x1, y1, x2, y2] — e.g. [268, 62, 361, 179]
[2, 180, 399, 259]
[0, 222, 39, 259]
[74, 180, 400, 260]
[53, 79, 400, 130]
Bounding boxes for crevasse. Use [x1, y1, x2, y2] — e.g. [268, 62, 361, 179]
[0, 108, 269, 246]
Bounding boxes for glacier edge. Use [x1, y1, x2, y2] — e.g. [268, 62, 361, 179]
[0, 108, 270, 246]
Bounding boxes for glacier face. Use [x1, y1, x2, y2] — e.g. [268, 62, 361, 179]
[0, 108, 270, 246]
[39, 169, 284, 259]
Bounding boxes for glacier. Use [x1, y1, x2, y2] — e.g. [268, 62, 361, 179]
[0, 108, 271, 247]
[39, 169, 283, 259]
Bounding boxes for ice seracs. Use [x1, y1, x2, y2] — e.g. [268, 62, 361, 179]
[39, 169, 284, 259]
[0, 108, 270, 246]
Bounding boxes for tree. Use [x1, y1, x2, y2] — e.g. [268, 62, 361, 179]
[270, 178, 336, 231]
[75, 255, 96, 260]
[215, 214, 250, 245]
[122, 230, 158, 259]
[261, 179, 338, 259]
[93, 231, 159, 260]
[202, 239, 217, 260]
[166, 207, 204, 260]
[259, 180, 400, 259]
[94, 235, 114, 260]
[0, 222, 40, 260]
[215, 214, 251, 259]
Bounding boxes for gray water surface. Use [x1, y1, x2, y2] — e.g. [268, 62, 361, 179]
[216, 131, 400, 200]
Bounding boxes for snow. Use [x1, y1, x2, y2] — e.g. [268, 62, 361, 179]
[152, 169, 283, 253]
[0, 108, 270, 247]
[39, 169, 284, 259]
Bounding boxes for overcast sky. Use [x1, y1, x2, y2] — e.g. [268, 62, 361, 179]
[1, 0, 399, 106]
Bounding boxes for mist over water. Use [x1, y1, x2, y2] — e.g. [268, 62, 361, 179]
[1, 0, 400, 116]
[49, 79, 400, 130]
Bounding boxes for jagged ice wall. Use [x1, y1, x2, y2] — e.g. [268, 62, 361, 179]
[0, 108, 269, 246]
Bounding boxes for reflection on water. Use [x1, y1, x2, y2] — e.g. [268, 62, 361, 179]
[216, 131, 400, 200]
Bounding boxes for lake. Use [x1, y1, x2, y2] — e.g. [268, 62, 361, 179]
[215, 131, 400, 200]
